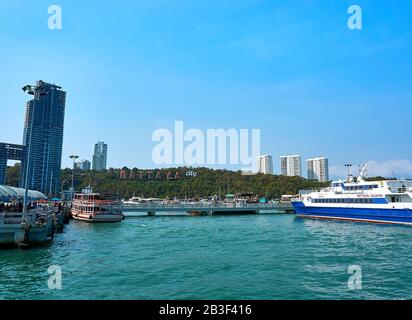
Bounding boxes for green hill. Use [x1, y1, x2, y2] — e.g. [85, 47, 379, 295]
[61, 166, 328, 200]
[5, 164, 329, 199]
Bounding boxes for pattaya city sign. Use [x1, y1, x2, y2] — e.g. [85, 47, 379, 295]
[120, 169, 197, 181]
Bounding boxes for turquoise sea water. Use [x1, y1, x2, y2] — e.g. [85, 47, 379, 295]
[0, 213, 411, 300]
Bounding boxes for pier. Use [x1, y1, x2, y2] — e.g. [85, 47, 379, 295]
[122, 202, 295, 216]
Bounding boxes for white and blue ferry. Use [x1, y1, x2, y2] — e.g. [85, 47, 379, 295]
[292, 165, 412, 226]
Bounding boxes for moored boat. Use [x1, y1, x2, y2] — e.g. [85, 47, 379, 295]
[0, 208, 54, 248]
[71, 187, 124, 223]
[292, 165, 412, 226]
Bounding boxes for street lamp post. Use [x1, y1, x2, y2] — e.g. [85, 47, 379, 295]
[69, 155, 79, 200]
[61, 179, 68, 200]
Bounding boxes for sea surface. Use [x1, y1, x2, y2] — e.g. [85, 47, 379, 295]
[0, 212, 411, 300]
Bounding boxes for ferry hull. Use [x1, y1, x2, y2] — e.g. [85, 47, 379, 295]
[292, 202, 412, 226]
[72, 213, 124, 223]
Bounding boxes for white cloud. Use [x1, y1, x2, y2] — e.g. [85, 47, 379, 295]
[329, 164, 348, 178]
[330, 159, 412, 179]
[367, 160, 412, 178]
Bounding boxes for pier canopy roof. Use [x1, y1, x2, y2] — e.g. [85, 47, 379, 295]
[0, 185, 47, 202]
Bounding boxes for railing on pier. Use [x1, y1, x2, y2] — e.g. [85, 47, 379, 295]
[122, 202, 294, 213]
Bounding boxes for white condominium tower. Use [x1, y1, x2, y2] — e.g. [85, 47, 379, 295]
[257, 154, 273, 174]
[92, 141, 108, 171]
[280, 155, 302, 177]
[307, 157, 329, 182]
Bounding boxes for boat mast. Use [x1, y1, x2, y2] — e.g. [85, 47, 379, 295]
[345, 164, 353, 183]
[358, 163, 368, 182]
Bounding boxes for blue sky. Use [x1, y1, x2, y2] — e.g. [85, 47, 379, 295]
[1, 0, 412, 178]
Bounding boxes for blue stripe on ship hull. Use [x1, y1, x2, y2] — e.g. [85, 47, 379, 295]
[292, 202, 412, 224]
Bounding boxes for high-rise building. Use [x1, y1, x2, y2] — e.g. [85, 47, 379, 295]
[257, 154, 273, 174]
[92, 142, 108, 171]
[75, 160, 91, 171]
[21, 81, 66, 195]
[307, 157, 329, 182]
[280, 155, 302, 177]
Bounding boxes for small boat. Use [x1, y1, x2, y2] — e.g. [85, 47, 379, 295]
[71, 187, 124, 223]
[188, 211, 203, 216]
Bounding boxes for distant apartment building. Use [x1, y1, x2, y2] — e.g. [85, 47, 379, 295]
[92, 142, 108, 171]
[257, 154, 273, 174]
[307, 157, 329, 182]
[280, 155, 302, 177]
[75, 160, 91, 171]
